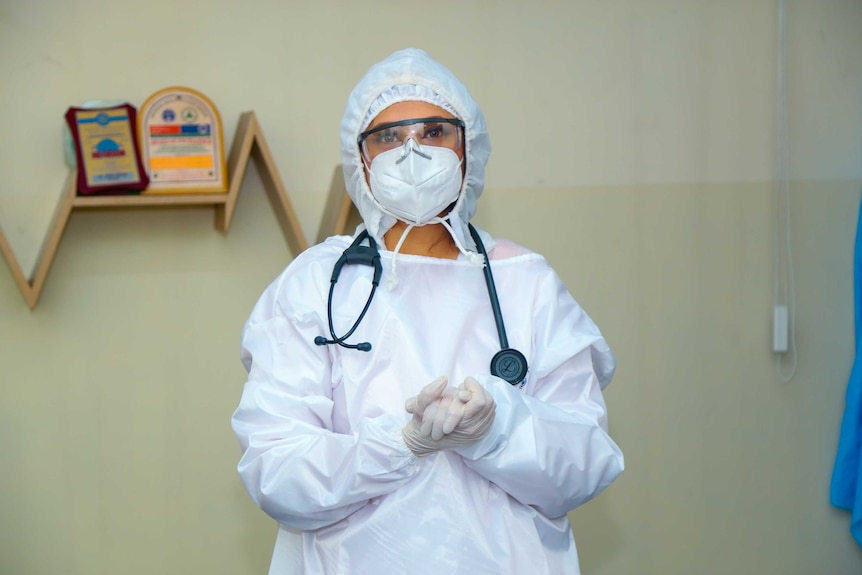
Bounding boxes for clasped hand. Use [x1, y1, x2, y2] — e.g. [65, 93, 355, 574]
[402, 376, 496, 456]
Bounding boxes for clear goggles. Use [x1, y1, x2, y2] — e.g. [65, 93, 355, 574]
[358, 117, 465, 163]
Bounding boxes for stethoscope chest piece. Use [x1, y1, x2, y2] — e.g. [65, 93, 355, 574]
[491, 348, 529, 386]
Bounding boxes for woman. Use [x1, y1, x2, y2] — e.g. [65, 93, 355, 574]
[232, 48, 624, 575]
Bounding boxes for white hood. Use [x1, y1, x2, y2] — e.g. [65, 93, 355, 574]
[339, 48, 491, 252]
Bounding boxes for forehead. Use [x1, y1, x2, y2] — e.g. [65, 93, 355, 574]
[368, 101, 456, 129]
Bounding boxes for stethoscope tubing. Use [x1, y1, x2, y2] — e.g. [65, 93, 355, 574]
[468, 224, 509, 350]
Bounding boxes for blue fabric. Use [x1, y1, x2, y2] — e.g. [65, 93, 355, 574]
[831, 190, 862, 547]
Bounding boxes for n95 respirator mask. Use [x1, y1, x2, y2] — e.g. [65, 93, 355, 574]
[367, 140, 463, 226]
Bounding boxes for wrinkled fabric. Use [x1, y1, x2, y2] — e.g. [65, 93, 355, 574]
[830, 191, 862, 547]
[232, 234, 624, 575]
[340, 47, 491, 255]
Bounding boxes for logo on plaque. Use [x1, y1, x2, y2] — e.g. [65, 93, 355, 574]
[138, 87, 227, 194]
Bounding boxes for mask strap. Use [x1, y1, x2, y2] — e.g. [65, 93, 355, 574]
[386, 223, 415, 290]
[436, 217, 484, 267]
[385, 216, 483, 290]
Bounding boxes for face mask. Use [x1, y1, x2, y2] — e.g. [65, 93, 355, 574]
[367, 139, 463, 226]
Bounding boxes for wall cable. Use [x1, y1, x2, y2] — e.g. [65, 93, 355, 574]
[774, 0, 798, 382]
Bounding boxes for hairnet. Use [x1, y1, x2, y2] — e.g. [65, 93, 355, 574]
[340, 48, 491, 251]
[361, 84, 458, 133]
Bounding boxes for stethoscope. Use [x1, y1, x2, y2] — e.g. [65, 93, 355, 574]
[313, 223, 529, 386]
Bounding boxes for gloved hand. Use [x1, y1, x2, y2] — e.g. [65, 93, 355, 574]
[404, 376, 448, 430]
[402, 376, 496, 456]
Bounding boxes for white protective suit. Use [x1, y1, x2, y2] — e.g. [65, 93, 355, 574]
[232, 48, 624, 575]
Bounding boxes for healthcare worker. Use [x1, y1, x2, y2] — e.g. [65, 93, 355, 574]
[232, 48, 624, 575]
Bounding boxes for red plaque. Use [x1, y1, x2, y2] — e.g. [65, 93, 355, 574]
[64, 103, 149, 195]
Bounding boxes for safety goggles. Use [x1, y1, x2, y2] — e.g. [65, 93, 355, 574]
[358, 117, 465, 162]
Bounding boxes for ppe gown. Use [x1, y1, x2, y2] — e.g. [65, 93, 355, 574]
[232, 230, 624, 575]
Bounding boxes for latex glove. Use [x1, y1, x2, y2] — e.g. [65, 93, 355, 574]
[402, 376, 449, 456]
[415, 387, 462, 441]
[404, 376, 449, 429]
[445, 377, 495, 440]
[402, 377, 495, 456]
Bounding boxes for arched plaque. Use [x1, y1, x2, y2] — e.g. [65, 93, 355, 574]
[138, 87, 227, 194]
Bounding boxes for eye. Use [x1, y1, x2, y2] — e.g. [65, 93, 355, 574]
[423, 123, 445, 140]
[374, 129, 400, 145]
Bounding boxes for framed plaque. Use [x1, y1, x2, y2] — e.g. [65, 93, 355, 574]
[64, 104, 149, 195]
[138, 86, 228, 194]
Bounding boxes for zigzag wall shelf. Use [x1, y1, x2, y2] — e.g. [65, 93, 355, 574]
[316, 164, 362, 245]
[0, 111, 308, 309]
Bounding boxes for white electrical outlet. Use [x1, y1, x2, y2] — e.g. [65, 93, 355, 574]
[773, 305, 789, 353]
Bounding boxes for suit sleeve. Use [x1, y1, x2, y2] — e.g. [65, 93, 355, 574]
[231, 281, 420, 531]
[455, 271, 624, 519]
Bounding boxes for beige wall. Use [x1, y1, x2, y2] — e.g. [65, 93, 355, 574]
[1, 1, 861, 574]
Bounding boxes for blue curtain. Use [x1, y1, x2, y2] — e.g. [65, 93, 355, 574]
[831, 190, 862, 546]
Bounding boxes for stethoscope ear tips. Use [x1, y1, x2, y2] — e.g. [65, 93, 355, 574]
[314, 335, 372, 352]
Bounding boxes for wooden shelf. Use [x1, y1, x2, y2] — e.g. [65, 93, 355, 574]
[72, 193, 229, 208]
[0, 111, 308, 309]
[317, 165, 361, 244]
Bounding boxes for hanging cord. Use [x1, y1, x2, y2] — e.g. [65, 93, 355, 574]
[774, 0, 798, 382]
[387, 223, 414, 290]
